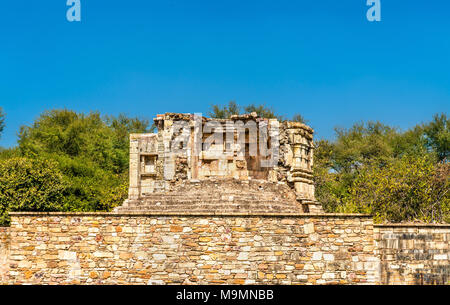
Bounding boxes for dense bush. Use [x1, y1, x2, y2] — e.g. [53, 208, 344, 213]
[15, 110, 150, 213]
[314, 114, 449, 223]
[0, 157, 66, 225]
[338, 155, 449, 223]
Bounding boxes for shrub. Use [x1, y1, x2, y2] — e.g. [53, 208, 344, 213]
[339, 155, 449, 223]
[0, 157, 66, 225]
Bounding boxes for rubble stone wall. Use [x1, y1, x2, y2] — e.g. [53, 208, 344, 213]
[4, 213, 450, 285]
[6, 212, 378, 285]
[374, 224, 450, 285]
[0, 227, 9, 284]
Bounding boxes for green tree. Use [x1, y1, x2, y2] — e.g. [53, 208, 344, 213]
[0, 157, 66, 225]
[313, 121, 400, 211]
[207, 101, 240, 119]
[313, 139, 346, 212]
[17, 109, 150, 212]
[330, 121, 398, 173]
[422, 113, 449, 161]
[243, 103, 278, 119]
[291, 113, 307, 124]
[0, 147, 21, 160]
[314, 115, 449, 223]
[0, 107, 5, 139]
[339, 155, 449, 223]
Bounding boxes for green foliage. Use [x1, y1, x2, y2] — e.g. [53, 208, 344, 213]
[314, 121, 400, 211]
[20, 110, 124, 173]
[0, 107, 5, 139]
[207, 102, 307, 124]
[0, 157, 66, 225]
[0, 147, 21, 160]
[331, 121, 398, 173]
[314, 115, 449, 223]
[422, 113, 449, 161]
[313, 139, 346, 212]
[207, 101, 240, 119]
[338, 155, 449, 223]
[243, 104, 278, 119]
[291, 114, 307, 124]
[16, 109, 149, 213]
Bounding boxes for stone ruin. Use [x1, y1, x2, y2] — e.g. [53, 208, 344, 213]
[115, 112, 323, 214]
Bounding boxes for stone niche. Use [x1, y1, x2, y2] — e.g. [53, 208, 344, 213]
[124, 112, 322, 212]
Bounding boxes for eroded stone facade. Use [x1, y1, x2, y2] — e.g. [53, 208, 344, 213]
[124, 113, 321, 213]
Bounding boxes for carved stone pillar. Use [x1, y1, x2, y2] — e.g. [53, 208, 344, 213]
[128, 134, 141, 200]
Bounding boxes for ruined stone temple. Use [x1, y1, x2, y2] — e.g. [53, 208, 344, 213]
[115, 112, 323, 214]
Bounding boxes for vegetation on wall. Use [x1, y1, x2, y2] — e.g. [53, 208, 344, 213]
[0, 103, 448, 225]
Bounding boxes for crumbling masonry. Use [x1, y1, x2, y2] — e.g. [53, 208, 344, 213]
[117, 112, 323, 214]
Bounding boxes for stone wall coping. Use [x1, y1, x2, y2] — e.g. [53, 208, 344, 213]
[9, 211, 372, 218]
[374, 223, 450, 228]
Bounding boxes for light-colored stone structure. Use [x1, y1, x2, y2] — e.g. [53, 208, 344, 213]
[120, 113, 322, 213]
[4, 212, 378, 285]
[2, 214, 448, 285]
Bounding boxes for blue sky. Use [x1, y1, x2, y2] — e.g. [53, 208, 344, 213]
[0, 1, 449, 147]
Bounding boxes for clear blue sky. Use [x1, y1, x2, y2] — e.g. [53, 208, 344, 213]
[0, 1, 449, 147]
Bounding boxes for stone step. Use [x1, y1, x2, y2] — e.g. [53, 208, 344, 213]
[115, 202, 303, 213]
[124, 200, 296, 208]
[121, 204, 297, 210]
[139, 193, 287, 200]
[137, 198, 281, 203]
[132, 196, 293, 201]
[115, 207, 292, 213]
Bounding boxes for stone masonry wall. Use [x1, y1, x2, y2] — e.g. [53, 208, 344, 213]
[6, 212, 378, 285]
[374, 224, 450, 285]
[0, 227, 10, 284]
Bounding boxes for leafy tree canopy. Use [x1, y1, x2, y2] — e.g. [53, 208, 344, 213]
[339, 155, 449, 223]
[15, 109, 149, 212]
[0, 107, 5, 139]
[207, 101, 240, 119]
[422, 113, 449, 162]
[314, 115, 449, 223]
[0, 157, 66, 225]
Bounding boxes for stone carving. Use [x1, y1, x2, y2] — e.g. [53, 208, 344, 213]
[120, 112, 322, 213]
